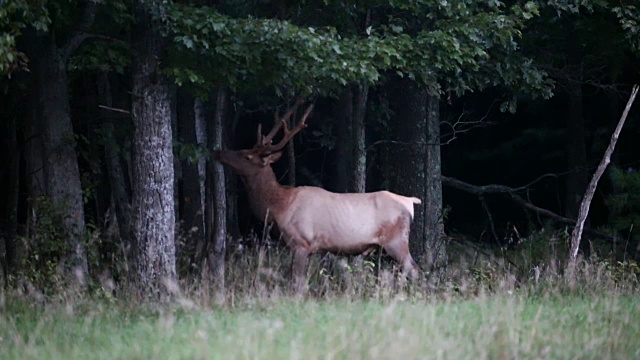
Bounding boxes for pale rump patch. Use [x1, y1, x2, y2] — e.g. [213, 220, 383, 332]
[383, 192, 421, 218]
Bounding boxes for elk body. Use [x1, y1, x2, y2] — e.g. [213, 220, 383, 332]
[215, 101, 421, 291]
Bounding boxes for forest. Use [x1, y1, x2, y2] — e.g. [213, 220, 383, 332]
[1, 0, 640, 356]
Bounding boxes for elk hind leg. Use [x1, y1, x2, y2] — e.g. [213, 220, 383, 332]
[382, 237, 419, 280]
[291, 247, 310, 294]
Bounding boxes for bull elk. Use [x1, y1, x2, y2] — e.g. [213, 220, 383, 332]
[214, 100, 421, 292]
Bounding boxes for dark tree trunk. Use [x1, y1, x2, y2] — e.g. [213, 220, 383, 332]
[96, 72, 133, 248]
[224, 110, 241, 240]
[0, 109, 20, 286]
[564, 29, 589, 220]
[130, 0, 177, 299]
[565, 77, 589, 220]
[206, 87, 228, 297]
[389, 78, 427, 258]
[15, 3, 99, 283]
[333, 88, 353, 193]
[212, 88, 229, 293]
[37, 38, 89, 279]
[177, 89, 204, 265]
[352, 84, 369, 193]
[25, 91, 45, 255]
[424, 94, 446, 270]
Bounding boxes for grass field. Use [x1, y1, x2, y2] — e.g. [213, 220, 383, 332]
[1, 291, 639, 359]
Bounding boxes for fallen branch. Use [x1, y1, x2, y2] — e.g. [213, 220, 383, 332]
[569, 85, 638, 264]
[99, 104, 131, 115]
[441, 175, 614, 240]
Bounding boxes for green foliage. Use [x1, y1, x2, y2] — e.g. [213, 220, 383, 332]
[18, 197, 73, 290]
[607, 167, 640, 239]
[0, 0, 50, 76]
[383, 0, 553, 105]
[164, 4, 393, 96]
[612, 4, 640, 55]
[601, 259, 640, 285]
[173, 140, 208, 164]
[69, 39, 130, 73]
[162, 1, 554, 110]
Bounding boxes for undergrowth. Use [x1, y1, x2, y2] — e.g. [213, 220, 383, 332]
[1, 229, 639, 359]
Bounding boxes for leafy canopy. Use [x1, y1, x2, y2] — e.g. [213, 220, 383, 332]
[163, 0, 553, 104]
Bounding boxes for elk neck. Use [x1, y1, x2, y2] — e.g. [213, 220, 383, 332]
[240, 166, 292, 222]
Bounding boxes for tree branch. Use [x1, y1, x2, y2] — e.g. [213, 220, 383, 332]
[61, 0, 100, 63]
[441, 175, 615, 241]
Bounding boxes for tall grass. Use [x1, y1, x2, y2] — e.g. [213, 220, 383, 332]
[1, 292, 639, 359]
[1, 230, 639, 359]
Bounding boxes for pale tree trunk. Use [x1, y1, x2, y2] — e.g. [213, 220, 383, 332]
[389, 78, 427, 257]
[206, 87, 228, 298]
[424, 94, 447, 271]
[195, 97, 209, 264]
[97, 72, 133, 248]
[195, 99, 207, 236]
[130, 0, 177, 299]
[170, 86, 180, 226]
[568, 85, 638, 269]
[352, 84, 369, 193]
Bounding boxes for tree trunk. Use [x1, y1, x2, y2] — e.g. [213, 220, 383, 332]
[333, 88, 353, 193]
[96, 72, 133, 249]
[177, 89, 204, 268]
[224, 108, 241, 240]
[564, 29, 589, 220]
[0, 109, 19, 286]
[195, 99, 207, 237]
[130, 0, 177, 299]
[206, 87, 228, 298]
[568, 85, 638, 267]
[24, 92, 45, 264]
[389, 78, 427, 258]
[38, 38, 89, 280]
[565, 75, 589, 220]
[424, 94, 446, 270]
[352, 84, 369, 193]
[195, 97, 209, 265]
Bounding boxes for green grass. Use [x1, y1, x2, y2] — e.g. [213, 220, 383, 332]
[1, 293, 639, 359]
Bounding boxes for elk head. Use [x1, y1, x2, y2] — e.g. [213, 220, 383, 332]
[214, 99, 314, 176]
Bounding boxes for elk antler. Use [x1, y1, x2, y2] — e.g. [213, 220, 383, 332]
[253, 99, 313, 155]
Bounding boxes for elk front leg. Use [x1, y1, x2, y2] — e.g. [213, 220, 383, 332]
[291, 247, 310, 294]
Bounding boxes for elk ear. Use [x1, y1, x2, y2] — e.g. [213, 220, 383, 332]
[261, 152, 282, 166]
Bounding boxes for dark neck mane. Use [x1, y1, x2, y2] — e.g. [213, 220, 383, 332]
[241, 167, 291, 222]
